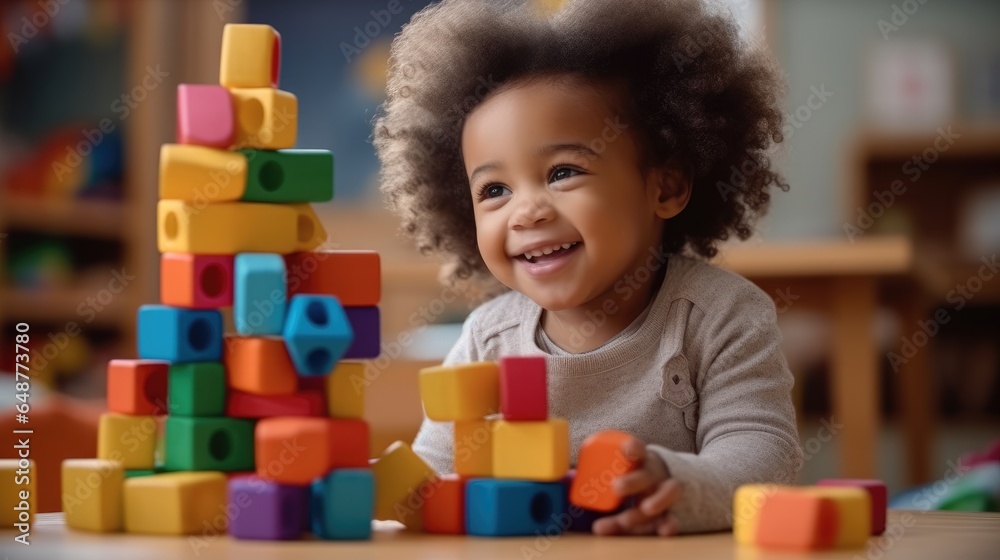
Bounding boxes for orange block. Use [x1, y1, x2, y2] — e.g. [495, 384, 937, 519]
[423, 474, 466, 534]
[756, 491, 838, 551]
[286, 251, 380, 306]
[160, 253, 234, 308]
[254, 417, 369, 485]
[223, 336, 297, 395]
[570, 430, 639, 512]
[106, 360, 168, 415]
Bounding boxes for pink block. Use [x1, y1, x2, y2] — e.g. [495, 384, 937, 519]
[499, 356, 547, 421]
[160, 253, 234, 309]
[177, 84, 234, 148]
[817, 478, 887, 535]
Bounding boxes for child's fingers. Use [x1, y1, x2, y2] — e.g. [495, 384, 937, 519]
[592, 508, 658, 536]
[612, 468, 657, 496]
[639, 479, 682, 516]
[621, 436, 648, 464]
[656, 513, 680, 537]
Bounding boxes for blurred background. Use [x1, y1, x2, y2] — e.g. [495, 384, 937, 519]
[0, 0, 998, 511]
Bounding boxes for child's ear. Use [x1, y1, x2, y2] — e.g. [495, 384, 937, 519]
[647, 157, 693, 220]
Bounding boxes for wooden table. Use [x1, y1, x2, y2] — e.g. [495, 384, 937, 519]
[6, 511, 998, 560]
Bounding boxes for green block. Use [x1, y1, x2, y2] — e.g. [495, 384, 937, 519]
[241, 149, 334, 203]
[164, 416, 255, 471]
[168, 362, 226, 416]
[124, 470, 157, 478]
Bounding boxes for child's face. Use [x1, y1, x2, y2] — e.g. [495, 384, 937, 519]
[462, 76, 677, 311]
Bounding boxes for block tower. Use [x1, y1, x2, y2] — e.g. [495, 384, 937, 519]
[61, 23, 383, 541]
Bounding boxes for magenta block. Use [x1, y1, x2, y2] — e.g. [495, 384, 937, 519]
[343, 306, 380, 359]
[817, 478, 887, 535]
[499, 356, 547, 421]
[228, 476, 308, 540]
[177, 84, 234, 148]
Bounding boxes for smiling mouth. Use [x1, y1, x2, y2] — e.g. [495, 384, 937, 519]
[516, 242, 582, 263]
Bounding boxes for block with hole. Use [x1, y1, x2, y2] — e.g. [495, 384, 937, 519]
[158, 144, 246, 200]
[137, 305, 223, 363]
[286, 250, 381, 306]
[499, 355, 547, 421]
[240, 149, 333, 202]
[163, 416, 255, 471]
[123, 472, 227, 535]
[220, 24, 281, 88]
[177, 84, 235, 148]
[254, 417, 369, 485]
[755, 490, 838, 551]
[106, 359, 168, 416]
[570, 429, 639, 512]
[419, 361, 499, 421]
[311, 469, 374, 540]
[817, 478, 887, 535]
[454, 419, 494, 477]
[422, 474, 467, 535]
[230, 88, 297, 150]
[290, 203, 328, 252]
[282, 295, 354, 375]
[98, 413, 157, 470]
[226, 389, 326, 418]
[327, 361, 365, 419]
[223, 335, 298, 395]
[0, 459, 34, 527]
[733, 483, 789, 545]
[234, 253, 287, 336]
[343, 306, 380, 359]
[168, 362, 227, 417]
[465, 479, 567, 537]
[160, 253, 234, 309]
[801, 486, 871, 548]
[492, 419, 570, 482]
[61, 459, 124, 533]
[157, 200, 298, 254]
[371, 441, 438, 526]
[228, 476, 307, 540]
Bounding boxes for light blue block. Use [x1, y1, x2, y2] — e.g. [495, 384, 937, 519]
[466, 480, 566, 536]
[283, 295, 353, 376]
[137, 305, 222, 363]
[234, 253, 287, 336]
[310, 469, 373, 540]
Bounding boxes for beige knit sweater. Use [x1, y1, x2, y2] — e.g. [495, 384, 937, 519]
[412, 254, 803, 533]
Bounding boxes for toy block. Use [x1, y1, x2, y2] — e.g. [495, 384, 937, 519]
[98, 413, 157, 469]
[223, 336, 298, 395]
[138, 305, 223, 363]
[61, 459, 123, 532]
[499, 356, 547, 421]
[423, 474, 466, 534]
[0, 459, 34, 527]
[157, 200, 298, 255]
[492, 419, 569, 481]
[298, 375, 327, 392]
[817, 478, 887, 535]
[220, 24, 280, 88]
[343, 306, 380, 359]
[158, 144, 246, 201]
[466, 480, 566, 536]
[177, 84, 234, 148]
[228, 476, 307, 540]
[231, 88, 297, 150]
[160, 253, 234, 309]
[255, 417, 368, 484]
[291, 204, 327, 252]
[802, 486, 871, 548]
[311, 469, 374, 540]
[563, 472, 635, 533]
[733, 483, 787, 545]
[454, 419, 494, 477]
[227, 389, 326, 418]
[163, 416, 255, 471]
[327, 418, 370, 468]
[123, 472, 227, 535]
[286, 250, 381, 306]
[328, 361, 365, 419]
[755, 490, 838, 551]
[234, 253, 287, 336]
[168, 362, 227, 417]
[124, 470, 157, 478]
[241, 149, 333, 202]
[570, 430, 639, 512]
[936, 463, 1000, 512]
[419, 361, 499, 421]
[106, 359, 168, 415]
[155, 429, 165, 471]
[371, 441, 437, 524]
[282, 295, 354, 375]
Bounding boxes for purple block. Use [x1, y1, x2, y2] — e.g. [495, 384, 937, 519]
[343, 306, 380, 359]
[228, 476, 308, 540]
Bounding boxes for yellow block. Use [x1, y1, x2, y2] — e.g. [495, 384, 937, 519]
[733, 483, 787, 545]
[328, 361, 365, 419]
[157, 199, 297, 254]
[419, 361, 499, 421]
[803, 486, 871, 547]
[292, 203, 328, 252]
[231, 88, 297, 150]
[124, 472, 227, 535]
[0, 459, 35, 527]
[220, 24, 281, 88]
[159, 144, 247, 201]
[492, 419, 569, 481]
[98, 413, 157, 470]
[371, 441, 437, 525]
[454, 419, 494, 477]
[61, 459, 124, 532]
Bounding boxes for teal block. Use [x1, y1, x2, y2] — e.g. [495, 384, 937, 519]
[241, 149, 334, 203]
[466, 480, 566, 536]
[137, 305, 222, 363]
[234, 253, 287, 336]
[164, 416, 255, 471]
[168, 362, 226, 416]
[282, 295, 353, 376]
[311, 469, 373, 540]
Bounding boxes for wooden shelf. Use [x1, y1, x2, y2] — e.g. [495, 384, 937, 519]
[855, 124, 1000, 160]
[715, 235, 914, 278]
[0, 287, 129, 328]
[0, 196, 125, 239]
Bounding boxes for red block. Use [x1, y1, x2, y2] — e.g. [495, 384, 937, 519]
[226, 390, 326, 418]
[756, 491, 838, 551]
[498, 356, 547, 421]
[817, 478, 887, 535]
[423, 474, 466, 534]
[106, 359, 168, 415]
[569, 430, 639, 512]
[329, 419, 370, 468]
[285, 251, 380, 306]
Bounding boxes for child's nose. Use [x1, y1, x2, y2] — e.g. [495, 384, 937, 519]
[509, 189, 556, 229]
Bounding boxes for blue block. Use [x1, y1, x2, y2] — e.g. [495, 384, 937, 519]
[283, 295, 353, 375]
[343, 306, 380, 359]
[234, 253, 287, 335]
[311, 469, 373, 540]
[137, 305, 222, 363]
[466, 480, 567, 536]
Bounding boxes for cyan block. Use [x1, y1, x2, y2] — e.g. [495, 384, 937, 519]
[343, 306, 380, 359]
[283, 295, 353, 375]
[466, 480, 567, 537]
[241, 149, 334, 203]
[229, 476, 307, 540]
[310, 469, 373, 540]
[137, 305, 222, 363]
[234, 253, 287, 335]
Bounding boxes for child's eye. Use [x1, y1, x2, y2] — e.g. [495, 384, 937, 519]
[549, 166, 582, 183]
[478, 183, 511, 200]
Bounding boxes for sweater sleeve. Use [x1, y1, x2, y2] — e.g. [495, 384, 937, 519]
[648, 285, 803, 534]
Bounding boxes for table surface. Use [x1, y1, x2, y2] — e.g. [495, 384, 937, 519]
[3, 510, 998, 560]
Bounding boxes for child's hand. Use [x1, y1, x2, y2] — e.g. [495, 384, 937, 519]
[592, 437, 682, 537]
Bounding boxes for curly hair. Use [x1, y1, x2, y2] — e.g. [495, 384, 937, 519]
[373, 0, 788, 298]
